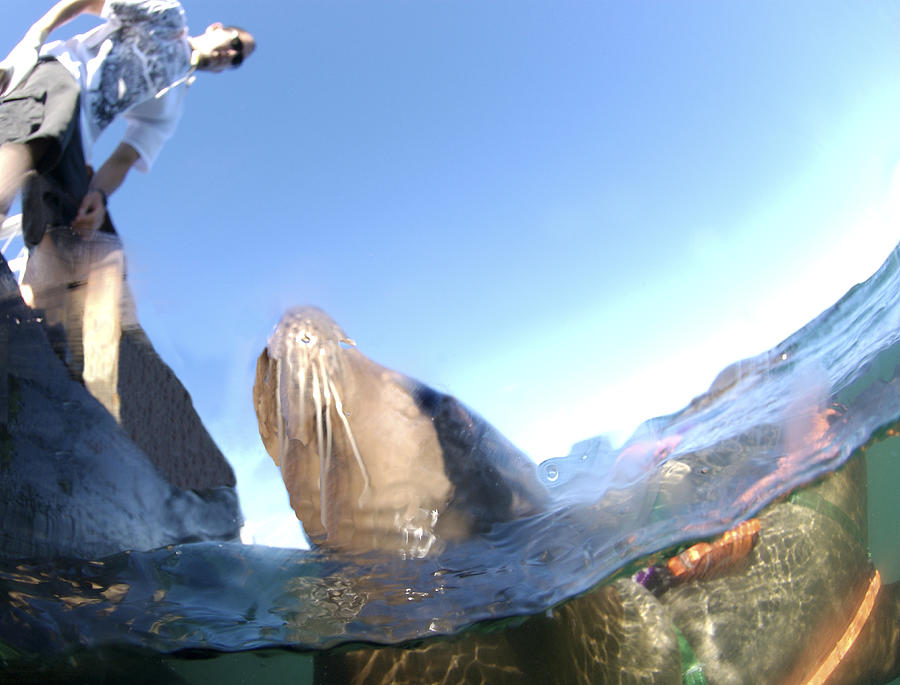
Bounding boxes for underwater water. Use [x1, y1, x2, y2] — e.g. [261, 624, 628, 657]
[1, 242, 899, 683]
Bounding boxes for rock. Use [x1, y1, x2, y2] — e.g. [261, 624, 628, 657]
[0, 255, 241, 561]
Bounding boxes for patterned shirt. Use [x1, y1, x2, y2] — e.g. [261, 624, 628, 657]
[42, 0, 191, 171]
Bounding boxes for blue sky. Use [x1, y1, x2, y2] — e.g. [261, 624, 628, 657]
[3, 2, 900, 544]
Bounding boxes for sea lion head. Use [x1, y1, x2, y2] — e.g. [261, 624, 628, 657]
[253, 307, 549, 557]
[254, 305, 449, 556]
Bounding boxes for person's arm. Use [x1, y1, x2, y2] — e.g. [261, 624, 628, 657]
[0, 0, 106, 94]
[72, 142, 139, 237]
[27, 0, 106, 44]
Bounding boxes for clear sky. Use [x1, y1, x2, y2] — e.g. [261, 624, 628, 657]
[3, 1, 900, 545]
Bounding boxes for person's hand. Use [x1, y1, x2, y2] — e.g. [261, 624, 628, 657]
[72, 189, 107, 238]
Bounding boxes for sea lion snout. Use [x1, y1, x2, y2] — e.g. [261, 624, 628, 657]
[264, 306, 354, 360]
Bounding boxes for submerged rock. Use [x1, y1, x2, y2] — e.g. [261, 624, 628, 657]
[118, 325, 236, 491]
[0, 255, 241, 561]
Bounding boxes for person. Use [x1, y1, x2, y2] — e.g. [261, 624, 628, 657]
[0, 0, 254, 417]
[0, 0, 255, 242]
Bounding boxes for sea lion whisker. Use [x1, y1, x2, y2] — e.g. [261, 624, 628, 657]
[327, 375, 372, 505]
[311, 362, 324, 465]
[281, 353, 307, 444]
[295, 362, 306, 446]
[318, 355, 334, 483]
[311, 360, 329, 530]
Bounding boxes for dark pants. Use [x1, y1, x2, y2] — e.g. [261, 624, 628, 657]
[0, 58, 91, 246]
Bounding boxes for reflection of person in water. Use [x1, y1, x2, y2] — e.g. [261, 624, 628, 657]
[22, 177, 137, 419]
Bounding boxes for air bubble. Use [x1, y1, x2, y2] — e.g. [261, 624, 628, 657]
[545, 465, 559, 482]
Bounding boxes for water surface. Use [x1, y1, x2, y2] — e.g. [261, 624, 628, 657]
[1, 243, 899, 679]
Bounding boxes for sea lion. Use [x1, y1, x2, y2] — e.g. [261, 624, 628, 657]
[253, 306, 549, 557]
